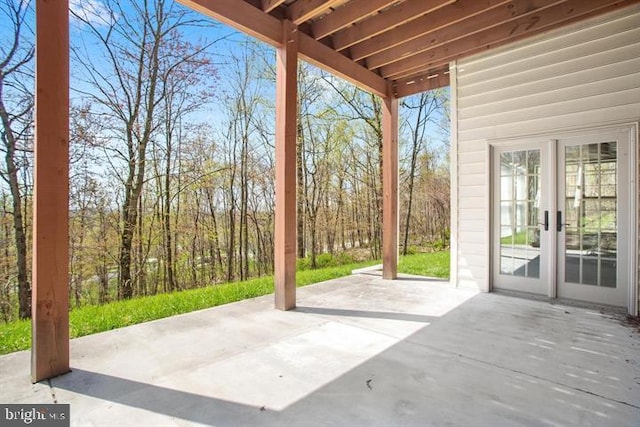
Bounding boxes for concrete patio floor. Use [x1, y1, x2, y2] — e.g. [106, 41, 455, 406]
[1, 273, 639, 426]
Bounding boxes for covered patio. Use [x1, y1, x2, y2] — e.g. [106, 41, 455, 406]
[32, 0, 640, 383]
[3, 273, 639, 425]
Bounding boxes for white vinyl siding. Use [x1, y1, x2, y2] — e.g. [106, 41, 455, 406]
[451, 5, 640, 301]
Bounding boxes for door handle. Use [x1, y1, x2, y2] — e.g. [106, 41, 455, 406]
[557, 211, 570, 231]
[538, 210, 549, 231]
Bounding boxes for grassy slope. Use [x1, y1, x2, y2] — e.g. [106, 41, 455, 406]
[0, 252, 448, 355]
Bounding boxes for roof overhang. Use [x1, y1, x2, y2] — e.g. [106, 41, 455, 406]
[162, 1, 639, 97]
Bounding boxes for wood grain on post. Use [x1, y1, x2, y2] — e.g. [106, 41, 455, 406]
[382, 84, 399, 280]
[31, 0, 70, 383]
[274, 20, 298, 310]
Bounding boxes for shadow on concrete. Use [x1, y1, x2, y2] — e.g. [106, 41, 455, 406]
[53, 369, 267, 425]
[50, 290, 640, 426]
[294, 306, 437, 323]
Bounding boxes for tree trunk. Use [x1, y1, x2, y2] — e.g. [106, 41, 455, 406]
[1, 109, 30, 318]
[296, 120, 305, 259]
[163, 136, 175, 291]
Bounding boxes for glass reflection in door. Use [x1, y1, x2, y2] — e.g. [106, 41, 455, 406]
[499, 149, 541, 278]
[564, 142, 617, 287]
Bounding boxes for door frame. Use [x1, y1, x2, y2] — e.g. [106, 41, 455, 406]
[490, 139, 555, 297]
[487, 123, 638, 315]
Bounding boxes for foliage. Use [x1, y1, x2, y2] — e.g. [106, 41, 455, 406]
[0, 0, 34, 319]
[297, 252, 356, 270]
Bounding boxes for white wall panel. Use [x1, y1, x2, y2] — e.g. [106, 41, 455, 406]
[451, 5, 640, 301]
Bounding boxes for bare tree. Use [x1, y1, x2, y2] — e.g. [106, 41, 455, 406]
[72, 0, 215, 298]
[0, 0, 34, 318]
[400, 90, 447, 254]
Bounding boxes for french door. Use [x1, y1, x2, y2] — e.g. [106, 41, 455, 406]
[492, 127, 633, 308]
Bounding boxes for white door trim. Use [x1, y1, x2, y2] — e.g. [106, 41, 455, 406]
[548, 139, 558, 299]
[626, 123, 638, 316]
[489, 138, 553, 295]
[487, 123, 638, 314]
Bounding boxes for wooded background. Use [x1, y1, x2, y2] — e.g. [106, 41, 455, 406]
[0, 0, 450, 322]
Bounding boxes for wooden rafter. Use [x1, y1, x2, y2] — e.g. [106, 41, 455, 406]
[298, 31, 386, 96]
[350, 0, 514, 62]
[287, 0, 343, 25]
[181, 0, 640, 96]
[331, 0, 456, 51]
[180, 0, 283, 45]
[365, 0, 563, 70]
[177, 0, 387, 96]
[380, 0, 637, 79]
[311, 0, 398, 39]
[262, 0, 287, 13]
[393, 69, 450, 98]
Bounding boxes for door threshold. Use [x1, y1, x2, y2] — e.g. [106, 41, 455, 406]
[492, 289, 627, 315]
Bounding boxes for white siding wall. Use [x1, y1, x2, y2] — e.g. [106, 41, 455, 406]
[451, 5, 640, 303]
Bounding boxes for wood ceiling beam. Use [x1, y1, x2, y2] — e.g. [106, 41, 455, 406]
[366, 0, 563, 69]
[178, 0, 387, 97]
[350, 0, 513, 62]
[287, 0, 343, 25]
[331, 0, 456, 51]
[393, 65, 450, 98]
[393, 69, 450, 98]
[380, 0, 636, 79]
[178, 0, 283, 46]
[392, 61, 453, 82]
[262, 0, 287, 13]
[312, 0, 398, 40]
[298, 31, 387, 97]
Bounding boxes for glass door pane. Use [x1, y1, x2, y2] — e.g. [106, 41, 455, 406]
[499, 149, 541, 279]
[563, 142, 617, 288]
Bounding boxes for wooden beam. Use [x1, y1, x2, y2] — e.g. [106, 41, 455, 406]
[366, 0, 562, 69]
[177, 0, 283, 46]
[331, 0, 456, 51]
[393, 70, 450, 98]
[312, 0, 397, 39]
[262, 0, 287, 13]
[287, 0, 343, 25]
[179, 0, 386, 98]
[274, 20, 298, 311]
[32, 0, 70, 383]
[298, 31, 387, 97]
[382, 84, 398, 280]
[380, 0, 636, 79]
[350, 0, 514, 62]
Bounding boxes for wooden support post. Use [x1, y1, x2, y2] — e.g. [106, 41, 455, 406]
[274, 20, 298, 310]
[382, 84, 398, 280]
[31, 0, 70, 383]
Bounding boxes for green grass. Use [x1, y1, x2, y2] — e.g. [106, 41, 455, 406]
[0, 251, 449, 355]
[399, 251, 449, 278]
[500, 231, 530, 245]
